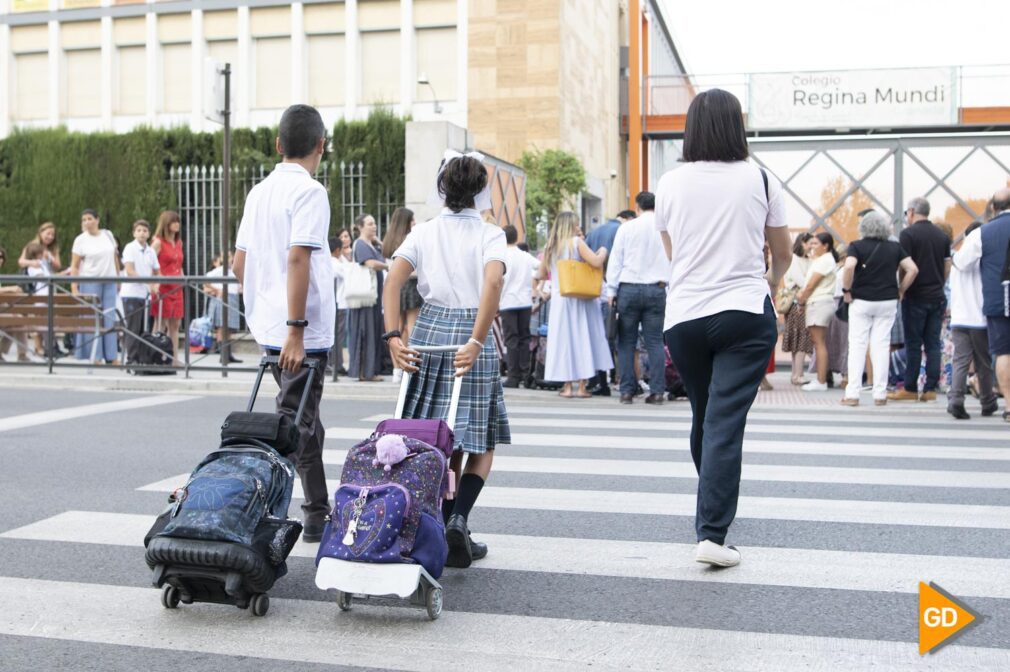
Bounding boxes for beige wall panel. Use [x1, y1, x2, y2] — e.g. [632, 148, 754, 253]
[414, 0, 456, 26]
[360, 30, 400, 104]
[250, 7, 291, 36]
[254, 37, 292, 109]
[161, 42, 192, 112]
[207, 39, 239, 69]
[307, 34, 346, 107]
[116, 45, 146, 114]
[204, 10, 239, 41]
[61, 21, 102, 49]
[113, 17, 146, 45]
[158, 13, 192, 43]
[10, 24, 49, 53]
[415, 27, 456, 101]
[305, 4, 346, 34]
[358, 0, 399, 31]
[63, 48, 101, 117]
[13, 52, 49, 120]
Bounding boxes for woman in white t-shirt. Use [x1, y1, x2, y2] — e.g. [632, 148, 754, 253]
[654, 89, 792, 569]
[796, 233, 840, 392]
[69, 209, 122, 363]
[383, 152, 510, 570]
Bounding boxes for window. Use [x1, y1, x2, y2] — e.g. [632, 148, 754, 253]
[161, 43, 192, 113]
[307, 35, 346, 107]
[63, 49, 101, 118]
[416, 27, 456, 102]
[254, 37, 292, 110]
[360, 31, 400, 104]
[13, 52, 49, 120]
[207, 39, 238, 70]
[116, 45, 146, 115]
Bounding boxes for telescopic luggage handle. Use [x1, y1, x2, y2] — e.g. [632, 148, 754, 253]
[393, 345, 465, 426]
[248, 356, 321, 426]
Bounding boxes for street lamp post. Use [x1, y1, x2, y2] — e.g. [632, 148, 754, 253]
[417, 73, 443, 114]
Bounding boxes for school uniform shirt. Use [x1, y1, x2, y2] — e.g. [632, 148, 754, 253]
[120, 241, 160, 299]
[205, 265, 239, 298]
[605, 211, 670, 298]
[235, 162, 335, 351]
[804, 252, 838, 305]
[500, 246, 540, 311]
[654, 161, 787, 330]
[394, 208, 507, 310]
[72, 230, 119, 278]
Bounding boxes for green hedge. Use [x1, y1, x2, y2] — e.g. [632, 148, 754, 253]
[0, 111, 406, 260]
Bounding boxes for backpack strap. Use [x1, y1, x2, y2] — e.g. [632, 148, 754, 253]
[760, 167, 769, 203]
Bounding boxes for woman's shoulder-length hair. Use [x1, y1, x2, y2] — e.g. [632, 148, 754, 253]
[681, 89, 749, 163]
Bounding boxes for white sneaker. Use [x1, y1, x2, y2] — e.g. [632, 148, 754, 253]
[695, 540, 741, 567]
[801, 380, 828, 392]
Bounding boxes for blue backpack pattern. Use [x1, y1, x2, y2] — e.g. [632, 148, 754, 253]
[159, 445, 295, 546]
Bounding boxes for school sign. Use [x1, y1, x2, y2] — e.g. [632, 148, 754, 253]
[748, 67, 959, 130]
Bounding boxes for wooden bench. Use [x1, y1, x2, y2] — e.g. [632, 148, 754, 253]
[0, 292, 103, 359]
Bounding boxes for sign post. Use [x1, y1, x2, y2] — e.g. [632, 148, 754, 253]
[205, 59, 233, 375]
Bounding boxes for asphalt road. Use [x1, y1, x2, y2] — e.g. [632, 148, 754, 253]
[0, 382, 1007, 671]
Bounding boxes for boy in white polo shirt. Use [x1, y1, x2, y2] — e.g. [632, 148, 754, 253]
[233, 104, 335, 543]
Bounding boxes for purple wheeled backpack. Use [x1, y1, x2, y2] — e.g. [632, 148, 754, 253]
[315, 368, 457, 580]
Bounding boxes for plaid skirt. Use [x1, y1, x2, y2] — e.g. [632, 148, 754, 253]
[404, 304, 510, 455]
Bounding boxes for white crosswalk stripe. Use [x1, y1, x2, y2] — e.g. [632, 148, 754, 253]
[2, 392, 1007, 669]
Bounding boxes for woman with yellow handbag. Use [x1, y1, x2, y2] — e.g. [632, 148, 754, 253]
[535, 212, 613, 398]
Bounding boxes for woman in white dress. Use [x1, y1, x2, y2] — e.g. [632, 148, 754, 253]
[537, 211, 613, 398]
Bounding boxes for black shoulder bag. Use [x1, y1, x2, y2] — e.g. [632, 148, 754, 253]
[835, 240, 883, 322]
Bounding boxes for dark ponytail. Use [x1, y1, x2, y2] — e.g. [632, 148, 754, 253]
[437, 156, 487, 213]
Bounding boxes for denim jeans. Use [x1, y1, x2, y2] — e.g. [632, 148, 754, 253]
[75, 281, 119, 362]
[664, 297, 777, 544]
[901, 298, 946, 393]
[616, 283, 666, 396]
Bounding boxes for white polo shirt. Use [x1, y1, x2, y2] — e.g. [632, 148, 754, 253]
[655, 161, 787, 329]
[605, 211, 670, 298]
[120, 240, 160, 299]
[394, 208, 507, 310]
[235, 162, 335, 351]
[500, 246, 540, 311]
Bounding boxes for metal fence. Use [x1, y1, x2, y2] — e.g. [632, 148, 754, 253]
[337, 161, 402, 238]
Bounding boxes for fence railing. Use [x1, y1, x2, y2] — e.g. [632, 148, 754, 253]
[0, 274, 256, 377]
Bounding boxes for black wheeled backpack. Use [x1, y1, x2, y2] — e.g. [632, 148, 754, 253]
[143, 356, 319, 616]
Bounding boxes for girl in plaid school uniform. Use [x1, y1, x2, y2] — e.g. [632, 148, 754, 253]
[382, 151, 510, 569]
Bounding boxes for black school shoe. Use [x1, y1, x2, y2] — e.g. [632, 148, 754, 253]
[981, 402, 999, 417]
[947, 405, 971, 420]
[301, 524, 325, 544]
[469, 535, 488, 561]
[445, 514, 473, 568]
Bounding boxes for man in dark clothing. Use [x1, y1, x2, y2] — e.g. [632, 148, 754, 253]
[587, 210, 636, 396]
[890, 197, 951, 402]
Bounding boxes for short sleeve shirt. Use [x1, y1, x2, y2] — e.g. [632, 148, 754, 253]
[235, 162, 334, 350]
[120, 240, 160, 299]
[72, 230, 119, 278]
[899, 221, 951, 303]
[848, 239, 907, 302]
[805, 252, 838, 305]
[394, 208, 507, 309]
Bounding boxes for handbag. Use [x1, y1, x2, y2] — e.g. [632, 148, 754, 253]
[775, 286, 799, 314]
[343, 263, 377, 309]
[834, 300, 849, 322]
[557, 259, 603, 300]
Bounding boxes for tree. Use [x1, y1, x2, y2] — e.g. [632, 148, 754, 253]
[816, 175, 875, 243]
[942, 198, 990, 239]
[518, 149, 586, 249]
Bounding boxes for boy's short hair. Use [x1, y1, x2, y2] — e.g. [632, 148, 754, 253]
[132, 219, 150, 233]
[328, 236, 341, 253]
[278, 104, 326, 159]
[23, 241, 44, 258]
[503, 225, 519, 245]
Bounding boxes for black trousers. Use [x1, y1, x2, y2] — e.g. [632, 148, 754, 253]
[269, 350, 329, 528]
[500, 308, 532, 381]
[664, 298, 777, 545]
[122, 297, 147, 364]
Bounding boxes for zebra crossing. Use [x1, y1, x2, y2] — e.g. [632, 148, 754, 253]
[1, 393, 1008, 670]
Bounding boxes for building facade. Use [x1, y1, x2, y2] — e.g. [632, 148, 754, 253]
[0, 0, 681, 220]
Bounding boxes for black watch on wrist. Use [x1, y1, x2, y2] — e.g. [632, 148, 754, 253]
[286, 319, 309, 328]
[381, 329, 402, 342]
[842, 289, 852, 294]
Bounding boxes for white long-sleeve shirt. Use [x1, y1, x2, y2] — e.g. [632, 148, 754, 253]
[605, 211, 670, 298]
[951, 230, 986, 328]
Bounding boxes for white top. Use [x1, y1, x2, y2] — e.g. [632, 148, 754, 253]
[605, 211, 670, 298]
[500, 246, 540, 310]
[330, 254, 351, 307]
[951, 230, 986, 329]
[120, 241, 160, 299]
[805, 252, 838, 305]
[784, 254, 811, 290]
[72, 230, 119, 279]
[205, 265, 239, 299]
[235, 162, 335, 351]
[654, 161, 787, 329]
[394, 208, 508, 309]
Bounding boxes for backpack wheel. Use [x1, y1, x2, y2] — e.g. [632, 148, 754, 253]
[425, 587, 442, 620]
[160, 585, 180, 609]
[337, 591, 353, 611]
[250, 593, 270, 617]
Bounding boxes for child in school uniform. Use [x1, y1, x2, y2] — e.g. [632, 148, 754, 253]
[382, 151, 510, 568]
[233, 104, 334, 544]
